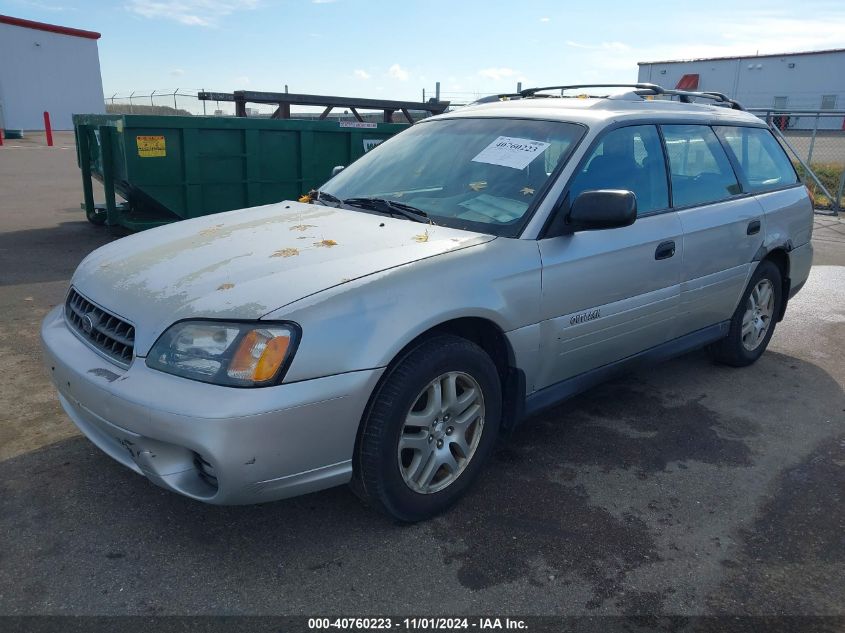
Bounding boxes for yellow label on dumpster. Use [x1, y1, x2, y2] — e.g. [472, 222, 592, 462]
[136, 135, 166, 157]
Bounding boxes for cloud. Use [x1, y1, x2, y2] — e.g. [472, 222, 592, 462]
[353, 69, 371, 80]
[125, 0, 259, 27]
[539, 16, 550, 22]
[312, 0, 337, 3]
[234, 75, 250, 86]
[169, 68, 185, 77]
[478, 67, 519, 81]
[634, 11, 845, 65]
[715, 14, 845, 53]
[388, 64, 409, 81]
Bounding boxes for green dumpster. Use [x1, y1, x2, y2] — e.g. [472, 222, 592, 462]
[73, 113, 409, 231]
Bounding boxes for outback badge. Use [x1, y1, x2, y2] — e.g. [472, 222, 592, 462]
[570, 309, 601, 325]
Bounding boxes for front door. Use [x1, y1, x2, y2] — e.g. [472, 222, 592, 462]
[534, 124, 683, 392]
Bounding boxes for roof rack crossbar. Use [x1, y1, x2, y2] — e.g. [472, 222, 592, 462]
[658, 89, 745, 110]
[474, 83, 745, 110]
[520, 83, 664, 97]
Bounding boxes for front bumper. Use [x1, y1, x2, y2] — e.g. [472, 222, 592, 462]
[40, 305, 383, 504]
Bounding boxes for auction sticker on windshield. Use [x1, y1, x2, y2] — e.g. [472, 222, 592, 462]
[471, 136, 550, 170]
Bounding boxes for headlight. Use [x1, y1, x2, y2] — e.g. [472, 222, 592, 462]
[146, 321, 300, 387]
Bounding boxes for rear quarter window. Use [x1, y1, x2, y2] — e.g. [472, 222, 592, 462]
[714, 126, 799, 193]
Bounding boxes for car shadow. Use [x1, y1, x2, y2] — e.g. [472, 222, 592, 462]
[0, 217, 129, 287]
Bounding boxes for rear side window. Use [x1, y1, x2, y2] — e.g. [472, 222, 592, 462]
[568, 125, 669, 215]
[661, 125, 741, 207]
[714, 126, 798, 192]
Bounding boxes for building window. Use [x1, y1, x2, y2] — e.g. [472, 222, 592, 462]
[821, 95, 837, 110]
[773, 96, 788, 110]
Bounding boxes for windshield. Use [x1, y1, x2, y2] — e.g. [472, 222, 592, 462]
[321, 117, 585, 237]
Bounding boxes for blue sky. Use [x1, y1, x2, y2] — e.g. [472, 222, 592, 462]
[3, 0, 845, 106]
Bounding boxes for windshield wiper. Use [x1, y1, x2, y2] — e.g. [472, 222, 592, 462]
[342, 197, 430, 223]
[315, 190, 344, 206]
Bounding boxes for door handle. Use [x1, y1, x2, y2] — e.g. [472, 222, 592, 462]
[747, 220, 761, 235]
[655, 240, 676, 260]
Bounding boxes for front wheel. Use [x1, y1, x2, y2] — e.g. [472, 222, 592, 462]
[711, 260, 783, 367]
[353, 335, 502, 522]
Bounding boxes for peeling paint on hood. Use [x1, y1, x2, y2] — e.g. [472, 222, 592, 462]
[71, 201, 495, 355]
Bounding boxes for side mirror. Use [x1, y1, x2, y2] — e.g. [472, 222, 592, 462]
[331, 165, 346, 177]
[568, 189, 637, 231]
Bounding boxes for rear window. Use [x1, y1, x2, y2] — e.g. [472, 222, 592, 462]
[714, 126, 799, 193]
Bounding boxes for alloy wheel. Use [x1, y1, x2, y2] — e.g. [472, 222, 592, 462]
[741, 278, 775, 351]
[397, 371, 485, 494]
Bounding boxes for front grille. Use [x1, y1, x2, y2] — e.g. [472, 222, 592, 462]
[65, 288, 135, 367]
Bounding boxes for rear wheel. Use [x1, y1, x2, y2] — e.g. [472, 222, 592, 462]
[354, 335, 501, 522]
[711, 260, 782, 367]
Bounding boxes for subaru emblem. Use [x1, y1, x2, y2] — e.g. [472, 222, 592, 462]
[81, 313, 96, 334]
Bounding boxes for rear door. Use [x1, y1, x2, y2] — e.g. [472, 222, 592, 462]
[662, 124, 765, 335]
[535, 124, 682, 391]
[713, 125, 811, 248]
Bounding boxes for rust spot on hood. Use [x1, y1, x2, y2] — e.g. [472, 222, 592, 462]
[217, 282, 235, 291]
[199, 224, 224, 237]
[271, 248, 299, 258]
[314, 239, 338, 248]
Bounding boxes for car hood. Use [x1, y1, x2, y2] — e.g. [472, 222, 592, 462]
[71, 201, 495, 356]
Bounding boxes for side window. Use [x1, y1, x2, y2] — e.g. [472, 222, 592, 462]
[661, 125, 741, 207]
[714, 126, 799, 193]
[569, 125, 669, 215]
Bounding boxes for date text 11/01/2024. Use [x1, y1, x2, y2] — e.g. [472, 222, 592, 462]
[307, 617, 528, 630]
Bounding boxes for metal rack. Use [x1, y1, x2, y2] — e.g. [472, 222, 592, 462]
[198, 91, 450, 122]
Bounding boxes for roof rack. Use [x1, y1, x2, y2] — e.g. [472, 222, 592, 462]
[657, 89, 744, 110]
[520, 83, 665, 97]
[473, 83, 745, 110]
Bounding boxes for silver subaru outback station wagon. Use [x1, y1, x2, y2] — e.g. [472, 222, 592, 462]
[42, 83, 813, 521]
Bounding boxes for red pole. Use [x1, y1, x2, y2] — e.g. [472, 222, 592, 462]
[0, 127, 4, 146]
[43, 111, 53, 147]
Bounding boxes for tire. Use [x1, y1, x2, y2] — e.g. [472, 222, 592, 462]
[86, 206, 106, 226]
[710, 260, 783, 367]
[353, 335, 502, 522]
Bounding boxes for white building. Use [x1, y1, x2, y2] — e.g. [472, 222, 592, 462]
[638, 48, 845, 129]
[0, 14, 105, 132]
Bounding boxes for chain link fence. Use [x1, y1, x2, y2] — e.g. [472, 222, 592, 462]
[104, 89, 266, 117]
[104, 89, 432, 120]
[750, 109, 845, 215]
